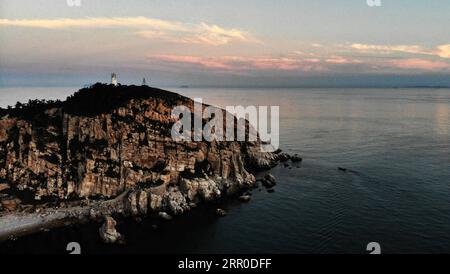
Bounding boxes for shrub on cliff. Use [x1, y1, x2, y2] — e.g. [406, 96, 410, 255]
[64, 83, 184, 117]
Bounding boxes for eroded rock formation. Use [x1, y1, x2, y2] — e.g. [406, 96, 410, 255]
[0, 84, 279, 220]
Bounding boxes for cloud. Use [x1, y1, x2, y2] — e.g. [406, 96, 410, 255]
[0, 17, 256, 46]
[148, 53, 384, 74]
[135, 23, 256, 46]
[0, 17, 184, 30]
[351, 43, 432, 55]
[150, 55, 234, 70]
[192, 23, 257, 46]
[148, 54, 327, 72]
[436, 45, 450, 58]
[386, 58, 450, 71]
[351, 43, 450, 59]
[325, 55, 361, 64]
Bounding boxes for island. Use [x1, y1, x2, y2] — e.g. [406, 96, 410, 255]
[0, 83, 286, 242]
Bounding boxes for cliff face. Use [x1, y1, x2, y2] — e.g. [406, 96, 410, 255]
[0, 84, 277, 216]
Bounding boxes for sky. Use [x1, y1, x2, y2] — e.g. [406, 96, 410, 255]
[1, 0, 450, 87]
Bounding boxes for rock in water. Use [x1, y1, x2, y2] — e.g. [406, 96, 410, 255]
[158, 211, 173, 221]
[261, 178, 273, 188]
[264, 174, 277, 185]
[216, 208, 227, 217]
[277, 153, 291, 162]
[238, 195, 251, 202]
[291, 154, 303, 162]
[99, 216, 122, 244]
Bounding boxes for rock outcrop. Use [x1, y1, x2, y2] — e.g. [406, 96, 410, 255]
[0, 84, 279, 224]
[99, 216, 123, 244]
[216, 208, 227, 217]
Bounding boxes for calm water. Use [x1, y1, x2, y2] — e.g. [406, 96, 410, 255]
[0, 87, 449, 254]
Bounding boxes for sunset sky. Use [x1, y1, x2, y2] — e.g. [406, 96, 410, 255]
[1, 0, 450, 87]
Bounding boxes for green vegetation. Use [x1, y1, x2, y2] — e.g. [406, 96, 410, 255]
[0, 99, 63, 119]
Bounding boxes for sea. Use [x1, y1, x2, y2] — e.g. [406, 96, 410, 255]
[0, 87, 449, 254]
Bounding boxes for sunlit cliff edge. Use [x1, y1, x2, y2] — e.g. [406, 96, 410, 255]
[0, 83, 283, 241]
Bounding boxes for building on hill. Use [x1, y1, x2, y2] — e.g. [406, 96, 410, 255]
[111, 73, 118, 86]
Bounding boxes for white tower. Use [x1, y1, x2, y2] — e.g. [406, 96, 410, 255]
[111, 73, 118, 86]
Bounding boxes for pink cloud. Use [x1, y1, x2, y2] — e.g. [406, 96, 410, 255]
[149, 52, 450, 74]
[150, 55, 233, 69]
[351, 43, 450, 59]
[148, 52, 372, 73]
[387, 58, 450, 70]
[325, 55, 361, 64]
[149, 55, 326, 72]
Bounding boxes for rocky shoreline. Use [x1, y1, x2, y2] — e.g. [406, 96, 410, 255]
[0, 165, 294, 243]
[0, 84, 298, 243]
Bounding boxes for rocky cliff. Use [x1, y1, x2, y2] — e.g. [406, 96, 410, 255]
[0, 84, 279, 219]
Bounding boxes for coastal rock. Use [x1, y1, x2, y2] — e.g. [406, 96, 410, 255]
[216, 208, 227, 217]
[149, 193, 163, 212]
[260, 178, 271, 188]
[127, 190, 148, 216]
[291, 154, 303, 162]
[238, 195, 251, 202]
[277, 153, 291, 162]
[264, 174, 277, 185]
[99, 216, 122, 244]
[0, 84, 276, 203]
[197, 179, 222, 201]
[137, 191, 148, 215]
[0, 84, 283, 230]
[246, 146, 279, 170]
[180, 178, 221, 202]
[127, 192, 138, 216]
[261, 174, 277, 188]
[0, 184, 9, 192]
[158, 211, 173, 221]
[179, 178, 200, 202]
[1, 198, 21, 211]
[162, 188, 189, 215]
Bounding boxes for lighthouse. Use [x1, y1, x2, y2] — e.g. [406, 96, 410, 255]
[111, 73, 118, 86]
